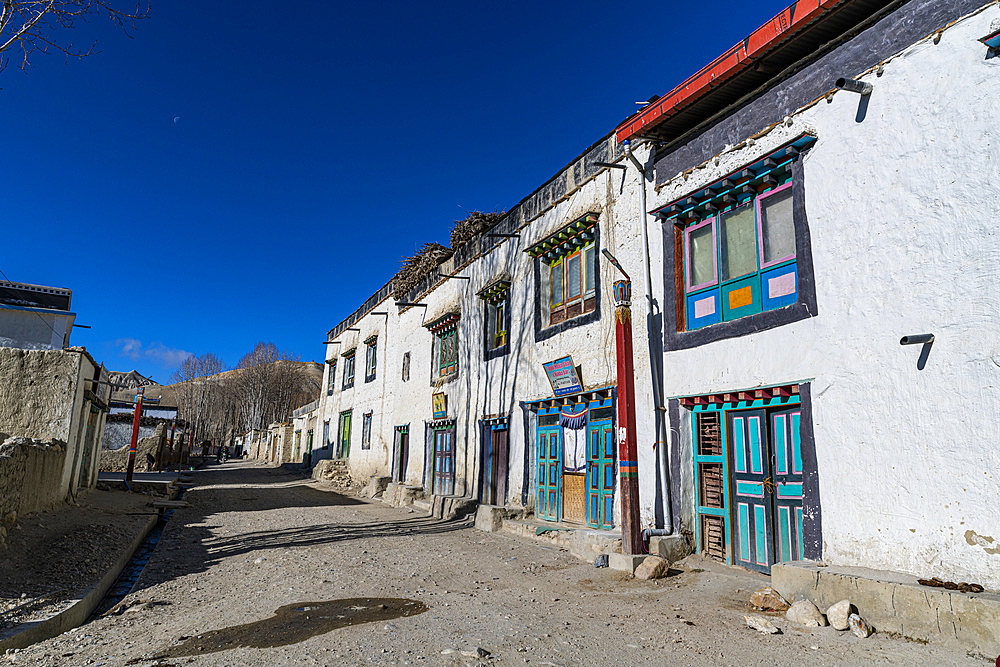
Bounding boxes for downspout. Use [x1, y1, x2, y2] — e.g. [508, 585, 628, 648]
[623, 139, 673, 535]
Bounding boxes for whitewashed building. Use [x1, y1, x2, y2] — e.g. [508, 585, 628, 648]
[315, 0, 1000, 594]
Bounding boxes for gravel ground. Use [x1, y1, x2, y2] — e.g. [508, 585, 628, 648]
[6, 461, 991, 666]
[0, 490, 154, 624]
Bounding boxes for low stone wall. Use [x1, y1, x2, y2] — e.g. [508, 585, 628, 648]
[0, 436, 68, 524]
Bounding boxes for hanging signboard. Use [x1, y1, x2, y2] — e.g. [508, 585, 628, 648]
[542, 355, 583, 397]
[432, 393, 447, 420]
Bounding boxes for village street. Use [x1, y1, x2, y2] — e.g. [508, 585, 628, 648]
[6, 462, 985, 667]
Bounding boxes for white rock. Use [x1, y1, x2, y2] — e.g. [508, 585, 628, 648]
[744, 614, 781, 634]
[848, 613, 873, 638]
[785, 600, 827, 627]
[826, 599, 853, 631]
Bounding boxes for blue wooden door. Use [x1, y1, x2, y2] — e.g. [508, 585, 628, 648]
[433, 429, 454, 496]
[729, 409, 773, 573]
[586, 423, 615, 529]
[537, 429, 561, 522]
[771, 407, 804, 563]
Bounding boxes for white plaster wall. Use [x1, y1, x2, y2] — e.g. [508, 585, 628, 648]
[0, 308, 75, 350]
[647, 6, 1000, 587]
[320, 157, 665, 532]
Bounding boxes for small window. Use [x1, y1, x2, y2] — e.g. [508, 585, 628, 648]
[438, 328, 457, 376]
[480, 280, 511, 357]
[758, 186, 795, 267]
[322, 420, 330, 450]
[326, 360, 337, 396]
[538, 413, 559, 427]
[550, 261, 564, 307]
[548, 241, 597, 326]
[402, 351, 410, 382]
[584, 245, 596, 295]
[364, 337, 377, 382]
[342, 352, 356, 389]
[361, 412, 372, 450]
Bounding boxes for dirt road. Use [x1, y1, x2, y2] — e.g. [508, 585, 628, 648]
[10, 461, 988, 666]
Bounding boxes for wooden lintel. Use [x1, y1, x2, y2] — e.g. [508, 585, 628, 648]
[791, 384, 800, 395]
[738, 391, 753, 402]
[708, 394, 724, 404]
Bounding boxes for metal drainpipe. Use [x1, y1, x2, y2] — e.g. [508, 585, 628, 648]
[622, 139, 673, 534]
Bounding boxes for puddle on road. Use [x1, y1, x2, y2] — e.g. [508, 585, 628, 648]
[154, 598, 427, 657]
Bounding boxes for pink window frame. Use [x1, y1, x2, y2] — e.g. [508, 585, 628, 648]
[684, 216, 718, 293]
[755, 182, 795, 269]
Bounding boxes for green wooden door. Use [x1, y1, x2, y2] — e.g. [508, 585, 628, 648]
[339, 411, 352, 458]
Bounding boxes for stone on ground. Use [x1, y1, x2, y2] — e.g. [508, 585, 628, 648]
[634, 556, 670, 580]
[786, 599, 827, 627]
[848, 613, 873, 638]
[826, 599, 853, 631]
[744, 614, 781, 634]
[750, 586, 790, 611]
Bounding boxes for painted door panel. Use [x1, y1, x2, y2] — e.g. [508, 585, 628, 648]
[586, 423, 615, 529]
[482, 428, 508, 505]
[433, 430, 454, 496]
[339, 412, 352, 459]
[537, 429, 561, 521]
[771, 408, 804, 563]
[729, 409, 772, 573]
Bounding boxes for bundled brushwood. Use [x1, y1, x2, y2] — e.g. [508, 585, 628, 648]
[450, 210, 505, 250]
[394, 243, 453, 299]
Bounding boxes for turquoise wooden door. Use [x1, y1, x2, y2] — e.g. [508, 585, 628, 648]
[771, 407, 804, 563]
[433, 429, 455, 496]
[586, 422, 615, 529]
[537, 428, 561, 522]
[728, 409, 773, 573]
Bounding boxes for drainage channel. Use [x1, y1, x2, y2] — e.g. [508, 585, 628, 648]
[88, 490, 185, 620]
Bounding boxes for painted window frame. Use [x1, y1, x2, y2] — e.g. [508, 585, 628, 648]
[326, 359, 337, 396]
[482, 286, 511, 361]
[661, 146, 817, 351]
[364, 338, 377, 383]
[530, 222, 602, 344]
[548, 241, 597, 326]
[342, 351, 356, 389]
[438, 328, 458, 377]
[755, 181, 796, 269]
[684, 217, 719, 293]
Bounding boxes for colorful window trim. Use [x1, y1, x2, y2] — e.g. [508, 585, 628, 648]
[479, 279, 511, 355]
[659, 138, 814, 333]
[426, 313, 460, 378]
[525, 213, 599, 328]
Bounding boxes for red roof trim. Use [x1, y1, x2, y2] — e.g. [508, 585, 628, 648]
[615, 0, 849, 144]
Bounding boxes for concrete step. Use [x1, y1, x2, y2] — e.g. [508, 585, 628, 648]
[411, 499, 432, 514]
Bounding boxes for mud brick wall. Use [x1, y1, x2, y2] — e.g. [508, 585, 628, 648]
[0, 437, 68, 518]
[0, 347, 80, 441]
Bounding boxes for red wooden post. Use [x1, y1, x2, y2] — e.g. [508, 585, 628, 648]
[125, 387, 144, 483]
[614, 280, 642, 555]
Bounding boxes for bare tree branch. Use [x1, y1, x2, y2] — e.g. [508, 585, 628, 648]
[0, 0, 149, 72]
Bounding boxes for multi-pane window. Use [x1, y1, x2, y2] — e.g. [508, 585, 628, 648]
[666, 143, 804, 332]
[364, 335, 377, 382]
[526, 213, 599, 331]
[438, 328, 457, 376]
[361, 411, 372, 450]
[342, 350, 356, 389]
[402, 351, 410, 382]
[426, 313, 460, 379]
[326, 360, 337, 396]
[549, 243, 597, 325]
[479, 279, 510, 356]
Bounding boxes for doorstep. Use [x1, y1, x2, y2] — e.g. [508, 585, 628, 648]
[772, 561, 1000, 656]
[482, 509, 623, 562]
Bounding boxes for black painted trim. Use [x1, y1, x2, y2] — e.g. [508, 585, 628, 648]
[662, 155, 817, 351]
[797, 382, 823, 561]
[533, 224, 602, 343]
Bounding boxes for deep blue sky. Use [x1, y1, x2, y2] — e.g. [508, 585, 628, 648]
[3, 0, 791, 382]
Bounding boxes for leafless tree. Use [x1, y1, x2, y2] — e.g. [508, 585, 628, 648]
[0, 0, 149, 72]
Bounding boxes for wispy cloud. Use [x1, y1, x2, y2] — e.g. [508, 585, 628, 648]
[113, 338, 192, 369]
